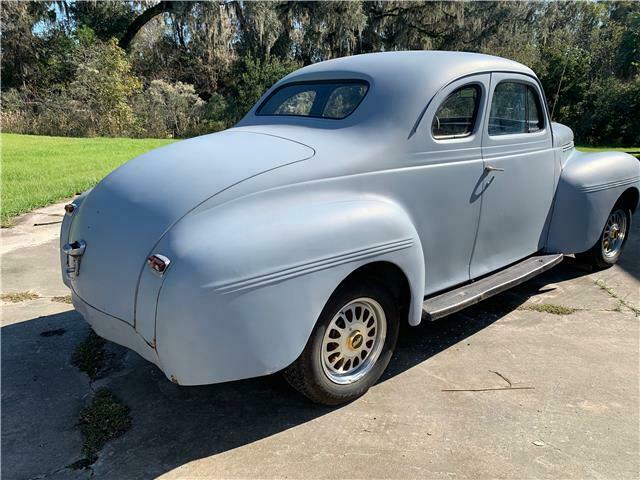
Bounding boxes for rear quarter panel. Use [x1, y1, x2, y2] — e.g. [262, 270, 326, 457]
[149, 187, 425, 385]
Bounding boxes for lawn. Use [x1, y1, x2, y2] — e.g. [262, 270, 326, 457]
[1, 133, 174, 227]
[577, 146, 640, 157]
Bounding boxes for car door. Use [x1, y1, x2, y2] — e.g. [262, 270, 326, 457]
[406, 74, 490, 295]
[469, 72, 555, 279]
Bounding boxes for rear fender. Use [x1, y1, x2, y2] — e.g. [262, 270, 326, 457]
[147, 189, 425, 385]
[546, 150, 640, 254]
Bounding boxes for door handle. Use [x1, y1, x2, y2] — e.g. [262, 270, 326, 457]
[485, 165, 504, 172]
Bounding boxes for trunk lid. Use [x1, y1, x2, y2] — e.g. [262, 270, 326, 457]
[67, 130, 314, 323]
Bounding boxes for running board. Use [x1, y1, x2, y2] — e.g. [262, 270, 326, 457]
[422, 254, 564, 321]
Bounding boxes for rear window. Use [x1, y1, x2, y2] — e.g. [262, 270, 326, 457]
[257, 81, 369, 119]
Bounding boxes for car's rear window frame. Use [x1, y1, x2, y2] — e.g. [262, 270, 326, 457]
[256, 79, 370, 120]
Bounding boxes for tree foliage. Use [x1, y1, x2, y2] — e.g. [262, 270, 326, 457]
[1, 0, 638, 144]
[133, 79, 206, 138]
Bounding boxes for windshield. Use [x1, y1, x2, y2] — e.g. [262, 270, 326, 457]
[256, 81, 369, 120]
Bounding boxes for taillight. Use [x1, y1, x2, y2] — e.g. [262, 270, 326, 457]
[147, 254, 171, 275]
[64, 203, 77, 215]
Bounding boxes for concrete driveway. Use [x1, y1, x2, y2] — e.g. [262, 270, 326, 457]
[2, 203, 638, 479]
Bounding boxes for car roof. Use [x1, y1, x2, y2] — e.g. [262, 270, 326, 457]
[283, 50, 534, 85]
[239, 51, 537, 135]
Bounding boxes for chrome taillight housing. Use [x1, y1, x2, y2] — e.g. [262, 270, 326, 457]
[147, 254, 171, 275]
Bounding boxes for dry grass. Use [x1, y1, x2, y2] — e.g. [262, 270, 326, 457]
[520, 303, 577, 315]
[0, 291, 40, 303]
[51, 294, 73, 304]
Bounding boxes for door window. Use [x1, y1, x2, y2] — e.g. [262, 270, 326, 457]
[488, 82, 544, 135]
[526, 87, 543, 132]
[431, 85, 480, 139]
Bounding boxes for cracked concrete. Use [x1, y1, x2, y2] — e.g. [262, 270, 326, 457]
[1, 203, 638, 479]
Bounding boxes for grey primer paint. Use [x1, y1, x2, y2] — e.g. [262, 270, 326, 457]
[60, 51, 640, 386]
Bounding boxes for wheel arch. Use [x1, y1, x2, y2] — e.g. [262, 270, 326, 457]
[618, 186, 639, 213]
[335, 261, 413, 326]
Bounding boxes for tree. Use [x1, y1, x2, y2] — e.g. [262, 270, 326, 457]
[0, 1, 59, 90]
[1, 0, 638, 144]
[69, 38, 142, 135]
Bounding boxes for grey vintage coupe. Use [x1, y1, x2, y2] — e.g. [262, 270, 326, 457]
[61, 51, 639, 405]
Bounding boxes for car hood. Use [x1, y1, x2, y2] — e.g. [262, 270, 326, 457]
[68, 130, 314, 323]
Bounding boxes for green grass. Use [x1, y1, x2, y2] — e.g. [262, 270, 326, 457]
[0, 133, 174, 227]
[577, 146, 640, 158]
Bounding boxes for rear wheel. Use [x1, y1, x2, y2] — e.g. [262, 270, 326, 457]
[576, 205, 631, 269]
[284, 279, 399, 405]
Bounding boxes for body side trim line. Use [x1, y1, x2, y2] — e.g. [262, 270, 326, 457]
[210, 238, 414, 293]
[579, 176, 640, 193]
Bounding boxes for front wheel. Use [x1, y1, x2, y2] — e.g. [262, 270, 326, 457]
[284, 279, 399, 405]
[576, 206, 631, 269]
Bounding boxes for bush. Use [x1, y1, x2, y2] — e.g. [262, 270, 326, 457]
[68, 38, 141, 136]
[133, 80, 206, 138]
[1, 38, 141, 137]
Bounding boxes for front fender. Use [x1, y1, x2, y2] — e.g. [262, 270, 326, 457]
[150, 190, 424, 385]
[547, 150, 639, 253]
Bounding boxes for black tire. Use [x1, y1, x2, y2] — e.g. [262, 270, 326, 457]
[576, 204, 631, 269]
[283, 279, 400, 405]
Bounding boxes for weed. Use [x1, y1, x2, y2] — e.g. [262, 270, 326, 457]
[595, 279, 640, 315]
[78, 388, 131, 462]
[71, 331, 108, 380]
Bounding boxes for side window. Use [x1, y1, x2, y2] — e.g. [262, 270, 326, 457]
[488, 81, 544, 135]
[431, 85, 480, 139]
[526, 87, 543, 132]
